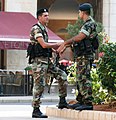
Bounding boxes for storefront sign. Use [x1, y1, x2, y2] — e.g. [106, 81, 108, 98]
[0, 41, 29, 50]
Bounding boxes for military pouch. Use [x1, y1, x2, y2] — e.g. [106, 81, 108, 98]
[83, 39, 92, 53]
[90, 34, 99, 51]
[73, 41, 85, 57]
[47, 48, 52, 58]
[73, 38, 93, 58]
[27, 43, 35, 64]
[34, 43, 44, 57]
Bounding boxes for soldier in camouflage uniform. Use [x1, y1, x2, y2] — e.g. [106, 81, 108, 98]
[30, 8, 68, 118]
[57, 3, 97, 110]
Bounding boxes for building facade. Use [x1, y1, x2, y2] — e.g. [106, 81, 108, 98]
[0, 0, 115, 70]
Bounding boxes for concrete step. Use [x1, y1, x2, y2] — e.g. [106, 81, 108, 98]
[46, 107, 116, 120]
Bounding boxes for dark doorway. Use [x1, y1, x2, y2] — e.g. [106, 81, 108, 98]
[0, 0, 5, 69]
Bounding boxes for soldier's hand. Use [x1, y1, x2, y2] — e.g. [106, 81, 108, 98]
[52, 48, 56, 52]
[52, 42, 63, 49]
[57, 43, 66, 54]
[56, 42, 63, 47]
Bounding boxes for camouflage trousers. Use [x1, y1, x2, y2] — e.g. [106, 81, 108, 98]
[32, 57, 67, 108]
[75, 54, 94, 105]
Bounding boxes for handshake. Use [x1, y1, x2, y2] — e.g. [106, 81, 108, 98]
[53, 41, 69, 56]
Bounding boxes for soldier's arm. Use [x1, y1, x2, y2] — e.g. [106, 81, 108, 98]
[33, 26, 62, 49]
[64, 32, 86, 46]
[70, 22, 93, 44]
[36, 37, 62, 49]
[57, 32, 86, 54]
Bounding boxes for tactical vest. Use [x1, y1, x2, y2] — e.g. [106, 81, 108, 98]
[27, 24, 52, 64]
[73, 38, 92, 57]
[73, 19, 98, 58]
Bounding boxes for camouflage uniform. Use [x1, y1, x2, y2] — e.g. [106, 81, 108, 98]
[30, 22, 67, 108]
[75, 16, 96, 105]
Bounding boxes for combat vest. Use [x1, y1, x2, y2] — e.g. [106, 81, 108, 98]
[27, 24, 52, 64]
[73, 18, 99, 57]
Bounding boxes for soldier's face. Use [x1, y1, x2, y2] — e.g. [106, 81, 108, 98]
[78, 10, 83, 19]
[39, 12, 49, 25]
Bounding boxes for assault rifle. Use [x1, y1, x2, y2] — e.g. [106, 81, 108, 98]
[48, 52, 60, 94]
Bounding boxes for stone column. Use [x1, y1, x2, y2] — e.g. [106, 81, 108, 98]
[103, 0, 116, 43]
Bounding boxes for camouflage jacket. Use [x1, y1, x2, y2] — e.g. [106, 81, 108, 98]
[30, 22, 48, 44]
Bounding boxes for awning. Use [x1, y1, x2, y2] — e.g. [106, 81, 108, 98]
[0, 12, 63, 50]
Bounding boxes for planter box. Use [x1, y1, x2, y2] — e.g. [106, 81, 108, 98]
[46, 107, 116, 120]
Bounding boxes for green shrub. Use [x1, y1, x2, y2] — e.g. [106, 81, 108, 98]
[67, 63, 76, 85]
[91, 68, 108, 104]
[97, 43, 116, 101]
[66, 16, 84, 38]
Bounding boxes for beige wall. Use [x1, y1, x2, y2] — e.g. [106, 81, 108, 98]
[5, 0, 37, 17]
[7, 50, 28, 70]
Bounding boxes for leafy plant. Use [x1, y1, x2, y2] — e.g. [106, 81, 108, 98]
[67, 63, 76, 84]
[91, 68, 108, 104]
[66, 16, 84, 38]
[96, 22, 104, 46]
[97, 43, 116, 100]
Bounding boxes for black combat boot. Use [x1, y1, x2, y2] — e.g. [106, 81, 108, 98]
[32, 107, 48, 118]
[67, 102, 82, 109]
[67, 92, 83, 109]
[58, 96, 68, 109]
[75, 103, 93, 111]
